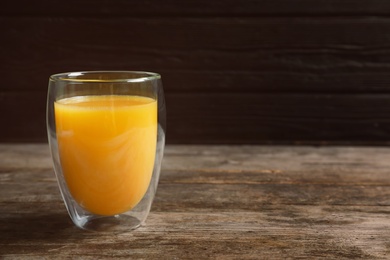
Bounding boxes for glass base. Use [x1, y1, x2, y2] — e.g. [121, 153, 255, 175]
[75, 214, 143, 233]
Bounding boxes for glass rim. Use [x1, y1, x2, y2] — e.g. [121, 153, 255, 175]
[49, 71, 161, 83]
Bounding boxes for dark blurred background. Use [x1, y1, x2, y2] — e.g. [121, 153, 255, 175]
[2, 0, 390, 145]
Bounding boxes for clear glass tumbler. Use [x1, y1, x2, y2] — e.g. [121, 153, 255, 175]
[47, 71, 166, 232]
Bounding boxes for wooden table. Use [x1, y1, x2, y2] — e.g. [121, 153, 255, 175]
[1, 144, 389, 259]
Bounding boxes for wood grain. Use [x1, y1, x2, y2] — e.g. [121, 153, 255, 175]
[3, 0, 390, 16]
[4, 16, 390, 93]
[3, 3, 390, 143]
[0, 144, 389, 259]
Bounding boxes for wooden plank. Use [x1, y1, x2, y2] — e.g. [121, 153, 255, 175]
[163, 71, 390, 94]
[3, 91, 390, 144]
[4, 17, 390, 51]
[2, 168, 389, 208]
[3, 0, 390, 16]
[6, 69, 390, 95]
[0, 144, 389, 258]
[165, 93, 390, 144]
[3, 17, 390, 93]
[0, 207, 389, 259]
[2, 143, 390, 180]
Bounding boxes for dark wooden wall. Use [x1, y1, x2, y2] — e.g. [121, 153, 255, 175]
[3, 0, 390, 144]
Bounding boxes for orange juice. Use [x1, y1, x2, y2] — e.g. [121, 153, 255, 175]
[54, 95, 157, 216]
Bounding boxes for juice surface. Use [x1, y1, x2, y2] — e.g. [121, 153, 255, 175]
[55, 95, 157, 216]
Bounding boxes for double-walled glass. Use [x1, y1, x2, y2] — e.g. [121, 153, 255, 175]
[47, 71, 166, 232]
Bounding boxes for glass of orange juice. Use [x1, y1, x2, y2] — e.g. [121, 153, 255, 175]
[46, 71, 165, 232]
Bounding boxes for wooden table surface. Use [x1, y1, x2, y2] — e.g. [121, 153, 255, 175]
[1, 144, 389, 259]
